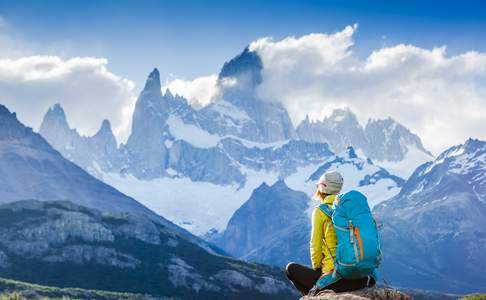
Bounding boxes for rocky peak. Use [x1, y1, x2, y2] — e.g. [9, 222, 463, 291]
[325, 108, 359, 125]
[129, 69, 168, 133]
[0, 105, 46, 146]
[463, 138, 486, 153]
[217, 47, 264, 109]
[93, 119, 117, 146]
[364, 117, 431, 162]
[39, 103, 70, 131]
[96, 119, 112, 135]
[164, 87, 174, 99]
[216, 180, 309, 263]
[47, 103, 68, 122]
[143, 68, 161, 92]
[218, 46, 263, 85]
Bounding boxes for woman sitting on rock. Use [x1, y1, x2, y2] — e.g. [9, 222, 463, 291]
[285, 171, 376, 296]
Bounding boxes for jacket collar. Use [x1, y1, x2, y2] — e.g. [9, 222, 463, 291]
[321, 194, 337, 205]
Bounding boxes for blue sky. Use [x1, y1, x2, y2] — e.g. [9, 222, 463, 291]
[1, 0, 486, 153]
[2, 0, 486, 87]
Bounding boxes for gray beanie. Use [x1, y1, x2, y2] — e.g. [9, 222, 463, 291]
[317, 171, 344, 195]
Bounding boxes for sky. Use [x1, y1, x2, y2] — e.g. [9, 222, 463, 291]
[0, 0, 486, 154]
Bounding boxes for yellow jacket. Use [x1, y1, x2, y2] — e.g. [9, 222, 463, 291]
[310, 194, 337, 274]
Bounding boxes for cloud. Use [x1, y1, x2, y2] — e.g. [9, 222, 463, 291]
[247, 24, 486, 154]
[0, 56, 136, 143]
[163, 74, 218, 107]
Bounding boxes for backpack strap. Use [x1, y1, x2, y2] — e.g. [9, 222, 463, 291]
[318, 204, 333, 219]
[317, 203, 338, 278]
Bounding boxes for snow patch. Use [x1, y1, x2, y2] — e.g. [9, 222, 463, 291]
[286, 156, 402, 211]
[167, 115, 221, 148]
[210, 100, 251, 123]
[378, 144, 433, 179]
[102, 168, 279, 235]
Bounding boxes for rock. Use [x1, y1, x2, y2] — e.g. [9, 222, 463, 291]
[300, 288, 413, 300]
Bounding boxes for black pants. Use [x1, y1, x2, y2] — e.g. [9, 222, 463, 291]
[285, 263, 375, 295]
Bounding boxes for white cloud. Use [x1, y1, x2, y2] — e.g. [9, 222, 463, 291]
[163, 74, 218, 107]
[247, 25, 486, 154]
[0, 56, 136, 143]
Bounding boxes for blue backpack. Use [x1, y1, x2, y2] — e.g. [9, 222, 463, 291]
[318, 190, 381, 280]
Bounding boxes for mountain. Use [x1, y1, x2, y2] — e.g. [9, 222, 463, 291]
[214, 150, 404, 267]
[1, 104, 144, 217]
[39, 103, 123, 179]
[296, 110, 433, 178]
[374, 138, 486, 294]
[124, 68, 171, 180]
[40, 98, 335, 235]
[296, 109, 368, 154]
[37, 48, 424, 236]
[209, 47, 296, 142]
[0, 104, 295, 299]
[286, 146, 405, 208]
[39, 90, 406, 237]
[213, 180, 311, 267]
[0, 200, 294, 299]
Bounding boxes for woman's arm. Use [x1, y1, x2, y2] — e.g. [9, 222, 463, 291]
[310, 208, 324, 270]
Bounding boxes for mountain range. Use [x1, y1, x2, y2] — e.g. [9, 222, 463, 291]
[375, 138, 486, 293]
[1, 44, 484, 297]
[215, 138, 486, 294]
[38, 47, 431, 236]
[0, 104, 295, 299]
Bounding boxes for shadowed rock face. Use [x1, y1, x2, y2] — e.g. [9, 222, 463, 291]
[214, 180, 311, 266]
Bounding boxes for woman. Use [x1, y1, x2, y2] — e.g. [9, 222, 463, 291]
[285, 171, 375, 295]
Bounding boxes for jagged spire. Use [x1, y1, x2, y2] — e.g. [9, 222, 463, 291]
[143, 68, 161, 91]
[97, 119, 112, 134]
[39, 103, 70, 134]
[49, 103, 67, 121]
[164, 88, 174, 99]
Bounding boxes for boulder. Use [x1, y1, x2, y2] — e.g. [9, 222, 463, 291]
[300, 288, 412, 300]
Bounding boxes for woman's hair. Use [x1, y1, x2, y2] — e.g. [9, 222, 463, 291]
[314, 190, 329, 202]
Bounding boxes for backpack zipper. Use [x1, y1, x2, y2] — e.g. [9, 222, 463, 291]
[355, 227, 364, 261]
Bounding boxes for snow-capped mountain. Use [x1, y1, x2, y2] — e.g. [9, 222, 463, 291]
[296, 109, 433, 178]
[296, 109, 368, 154]
[39, 103, 123, 179]
[0, 104, 208, 250]
[37, 47, 426, 236]
[38, 68, 336, 234]
[0, 104, 295, 299]
[211, 47, 296, 142]
[213, 147, 405, 266]
[374, 138, 486, 293]
[285, 146, 404, 207]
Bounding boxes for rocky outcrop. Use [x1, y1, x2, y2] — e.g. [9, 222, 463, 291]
[0, 200, 295, 299]
[301, 288, 412, 300]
